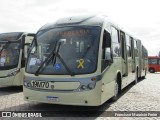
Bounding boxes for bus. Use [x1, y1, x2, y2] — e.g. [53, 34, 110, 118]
[148, 56, 160, 73]
[0, 32, 34, 86]
[23, 15, 148, 106]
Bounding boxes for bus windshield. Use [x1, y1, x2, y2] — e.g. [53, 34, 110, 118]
[0, 33, 22, 70]
[26, 26, 101, 75]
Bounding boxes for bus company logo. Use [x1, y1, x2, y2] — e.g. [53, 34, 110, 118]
[55, 63, 61, 70]
[2, 112, 11, 117]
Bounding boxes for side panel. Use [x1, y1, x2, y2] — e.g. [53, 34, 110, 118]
[101, 25, 122, 103]
[12, 69, 23, 86]
[140, 45, 148, 77]
[143, 47, 147, 76]
[0, 70, 14, 86]
[101, 58, 121, 104]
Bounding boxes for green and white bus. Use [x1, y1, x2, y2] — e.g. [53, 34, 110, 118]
[0, 32, 34, 86]
[23, 15, 148, 106]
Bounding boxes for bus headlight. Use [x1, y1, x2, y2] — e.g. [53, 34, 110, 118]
[7, 68, 20, 76]
[24, 82, 31, 87]
[24, 82, 28, 86]
[81, 85, 87, 90]
[88, 83, 95, 89]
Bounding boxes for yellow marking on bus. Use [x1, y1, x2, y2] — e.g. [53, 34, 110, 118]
[77, 59, 85, 69]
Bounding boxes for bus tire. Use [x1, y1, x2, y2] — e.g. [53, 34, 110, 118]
[134, 69, 138, 84]
[112, 75, 121, 101]
[149, 68, 155, 73]
[111, 80, 119, 101]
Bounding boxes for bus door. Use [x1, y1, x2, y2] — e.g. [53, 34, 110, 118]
[131, 38, 136, 73]
[126, 35, 134, 84]
[120, 31, 128, 87]
[120, 31, 127, 76]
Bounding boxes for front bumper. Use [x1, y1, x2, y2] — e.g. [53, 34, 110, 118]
[23, 80, 102, 106]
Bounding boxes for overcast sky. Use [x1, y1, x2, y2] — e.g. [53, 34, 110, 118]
[0, 0, 160, 56]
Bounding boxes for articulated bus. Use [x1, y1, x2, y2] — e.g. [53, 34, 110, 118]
[23, 15, 148, 106]
[0, 32, 34, 86]
[148, 56, 160, 73]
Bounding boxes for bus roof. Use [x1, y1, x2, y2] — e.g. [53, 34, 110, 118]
[38, 15, 138, 39]
[39, 15, 110, 31]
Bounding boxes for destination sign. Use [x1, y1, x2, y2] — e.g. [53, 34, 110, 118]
[59, 29, 90, 37]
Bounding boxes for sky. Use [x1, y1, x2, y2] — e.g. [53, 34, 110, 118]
[0, 0, 160, 56]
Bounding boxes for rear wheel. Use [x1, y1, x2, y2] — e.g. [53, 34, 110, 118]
[112, 79, 120, 101]
[149, 68, 155, 73]
[134, 70, 138, 84]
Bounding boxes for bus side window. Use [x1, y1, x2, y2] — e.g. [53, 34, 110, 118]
[101, 30, 112, 72]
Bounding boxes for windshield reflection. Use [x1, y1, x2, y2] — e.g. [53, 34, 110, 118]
[26, 26, 100, 75]
[0, 42, 20, 69]
[0, 32, 22, 70]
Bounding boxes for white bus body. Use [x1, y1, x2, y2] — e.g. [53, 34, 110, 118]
[23, 15, 147, 106]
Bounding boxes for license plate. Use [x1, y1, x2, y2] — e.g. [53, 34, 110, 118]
[31, 80, 54, 89]
[46, 96, 59, 102]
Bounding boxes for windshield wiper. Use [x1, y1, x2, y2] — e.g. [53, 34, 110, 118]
[52, 42, 74, 76]
[34, 41, 58, 76]
[34, 41, 74, 76]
